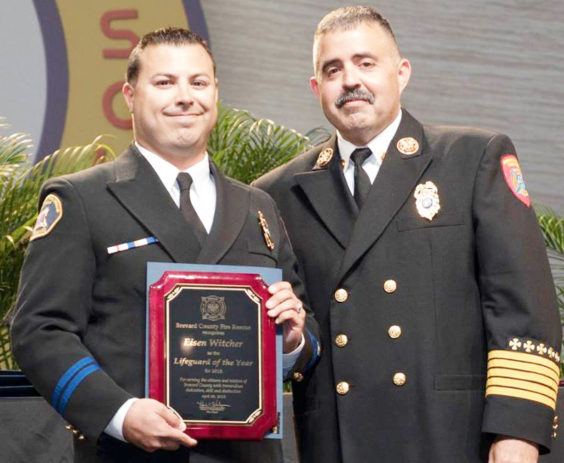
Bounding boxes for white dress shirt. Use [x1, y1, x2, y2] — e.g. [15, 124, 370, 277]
[104, 143, 303, 441]
[338, 109, 403, 194]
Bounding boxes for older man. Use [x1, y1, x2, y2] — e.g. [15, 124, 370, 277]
[255, 6, 561, 463]
[12, 28, 318, 463]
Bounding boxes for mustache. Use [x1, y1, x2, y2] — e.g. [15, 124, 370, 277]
[335, 88, 375, 108]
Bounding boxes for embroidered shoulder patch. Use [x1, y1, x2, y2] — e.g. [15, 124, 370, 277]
[500, 155, 530, 207]
[30, 193, 63, 241]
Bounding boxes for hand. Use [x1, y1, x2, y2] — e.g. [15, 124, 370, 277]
[265, 281, 306, 353]
[488, 436, 539, 463]
[122, 398, 197, 453]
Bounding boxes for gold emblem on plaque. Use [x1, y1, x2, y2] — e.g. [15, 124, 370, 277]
[397, 137, 419, 155]
[314, 147, 333, 169]
[200, 295, 227, 321]
[257, 210, 275, 250]
[414, 181, 441, 221]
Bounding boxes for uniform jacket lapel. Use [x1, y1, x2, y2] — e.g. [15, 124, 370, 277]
[294, 136, 357, 248]
[106, 146, 202, 263]
[196, 162, 250, 264]
[339, 111, 432, 279]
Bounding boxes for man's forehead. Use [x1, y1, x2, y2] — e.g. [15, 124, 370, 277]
[314, 23, 398, 67]
[137, 43, 214, 75]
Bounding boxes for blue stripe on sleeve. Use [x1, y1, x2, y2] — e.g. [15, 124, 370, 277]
[52, 357, 95, 410]
[304, 330, 320, 372]
[58, 364, 100, 414]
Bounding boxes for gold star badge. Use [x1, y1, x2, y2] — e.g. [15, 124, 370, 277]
[313, 147, 333, 170]
[397, 137, 420, 156]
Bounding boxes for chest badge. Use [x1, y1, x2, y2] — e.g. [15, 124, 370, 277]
[414, 181, 441, 221]
[397, 137, 420, 156]
[257, 210, 275, 250]
[313, 147, 333, 170]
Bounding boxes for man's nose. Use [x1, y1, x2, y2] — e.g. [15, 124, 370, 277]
[342, 65, 361, 89]
[175, 83, 193, 106]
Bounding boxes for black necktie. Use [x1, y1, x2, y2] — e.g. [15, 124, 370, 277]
[176, 172, 207, 244]
[350, 147, 372, 208]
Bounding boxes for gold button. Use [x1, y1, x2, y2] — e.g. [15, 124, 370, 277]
[336, 381, 350, 395]
[335, 334, 348, 347]
[552, 431, 558, 439]
[393, 372, 407, 386]
[383, 279, 397, 293]
[293, 372, 304, 382]
[334, 288, 348, 302]
[388, 325, 402, 339]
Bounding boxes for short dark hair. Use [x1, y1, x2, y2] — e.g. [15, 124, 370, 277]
[313, 6, 399, 72]
[126, 27, 215, 85]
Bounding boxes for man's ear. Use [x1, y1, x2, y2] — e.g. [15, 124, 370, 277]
[122, 82, 135, 113]
[310, 76, 321, 100]
[397, 58, 412, 96]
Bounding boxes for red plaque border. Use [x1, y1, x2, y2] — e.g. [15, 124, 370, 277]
[148, 271, 277, 440]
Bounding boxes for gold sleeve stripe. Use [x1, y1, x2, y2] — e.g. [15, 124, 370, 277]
[488, 350, 560, 375]
[487, 367, 559, 392]
[486, 377, 558, 401]
[487, 359, 560, 386]
[486, 385, 556, 410]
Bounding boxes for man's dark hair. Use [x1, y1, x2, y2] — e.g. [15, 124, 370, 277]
[126, 27, 215, 85]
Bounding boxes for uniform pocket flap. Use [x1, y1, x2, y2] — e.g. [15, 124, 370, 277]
[434, 375, 485, 391]
[397, 212, 464, 231]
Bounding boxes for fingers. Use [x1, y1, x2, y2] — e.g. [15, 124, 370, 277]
[266, 281, 305, 323]
[158, 405, 186, 430]
[123, 398, 197, 453]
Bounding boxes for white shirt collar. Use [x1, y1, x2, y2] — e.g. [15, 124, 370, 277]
[135, 142, 212, 195]
[337, 109, 403, 168]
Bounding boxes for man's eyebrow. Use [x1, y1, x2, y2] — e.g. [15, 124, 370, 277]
[321, 59, 341, 73]
[151, 73, 176, 79]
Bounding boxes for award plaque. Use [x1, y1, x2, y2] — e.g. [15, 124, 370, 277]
[148, 271, 277, 440]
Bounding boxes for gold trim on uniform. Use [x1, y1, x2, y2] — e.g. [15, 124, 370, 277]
[486, 349, 560, 410]
[313, 147, 334, 170]
[507, 337, 561, 363]
[396, 137, 419, 155]
[257, 211, 275, 250]
[414, 181, 440, 221]
[30, 193, 63, 241]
